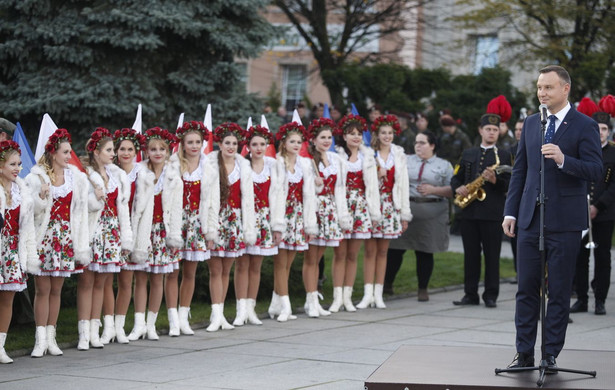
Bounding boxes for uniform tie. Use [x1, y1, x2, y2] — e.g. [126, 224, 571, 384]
[544, 115, 557, 144]
[417, 160, 426, 182]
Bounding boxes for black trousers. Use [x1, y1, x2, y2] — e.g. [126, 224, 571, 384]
[386, 249, 434, 289]
[575, 219, 613, 302]
[460, 219, 502, 302]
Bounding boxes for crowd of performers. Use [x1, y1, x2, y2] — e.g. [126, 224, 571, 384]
[0, 113, 412, 362]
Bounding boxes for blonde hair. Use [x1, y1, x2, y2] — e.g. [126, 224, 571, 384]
[278, 131, 302, 171]
[85, 137, 113, 188]
[0, 149, 19, 207]
[178, 131, 203, 175]
[36, 139, 70, 184]
[146, 138, 170, 172]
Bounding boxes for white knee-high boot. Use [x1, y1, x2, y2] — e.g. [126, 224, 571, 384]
[77, 320, 90, 351]
[233, 299, 248, 326]
[114, 315, 130, 344]
[246, 298, 262, 325]
[46, 325, 63, 355]
[127, 312, 146, 341]
[178, 306, 194, 335]
[89, 319, 104, 348]
[0, 333, 13, 363]
[342, 286, 356, 312]
[328, 287, 343, 313]
[268, 291, 281, 319]
[100, 315, 116, 344]
[355, 284, 375, 309]
[146, 311, 159, 340]
[167, 308, 180, 337]
[374, 284, 386, 309]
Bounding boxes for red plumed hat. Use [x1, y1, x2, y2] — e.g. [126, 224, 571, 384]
[486, 95, 512, 123]
[598, 95, 615, 117]
[577, 97, 600, 118]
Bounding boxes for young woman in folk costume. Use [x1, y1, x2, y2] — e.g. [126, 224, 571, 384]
[356, 115, 411, 309]
[233, 125, 284, 326]
[204, 122, 256, 331]
[331, 114, 382, 312]
[165, 121, 216, 335]
[0, 141, 37, 363]
[97, 129, 146, 344]
[25, 129, 90, 357]
[269, 122, 318, 322]
[303, 118, 352, 317]
[127, 127, 183, 340]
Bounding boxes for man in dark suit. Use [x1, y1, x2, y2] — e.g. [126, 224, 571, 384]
[451, 113, 512, 308]
[502, 65, 603, 371]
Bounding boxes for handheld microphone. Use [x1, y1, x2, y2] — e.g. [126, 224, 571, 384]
[539, 104, 548, 124]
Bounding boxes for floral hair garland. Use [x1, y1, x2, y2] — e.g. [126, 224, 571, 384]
[144, 127, 179, 147]
[45, 128, 72, 154]
[0, 140, 21, 160]
[338, 114, 367, 134]
[176, 121, 209, 140]
[213, 122, 246, 143]
[276, 122, 310, 142]
[246, 125, 274, 144]
[370, 115, 402, 135]
[86, 127, 112, 153]
[113, 128, 147, 151]
[308, 117, 337, 139]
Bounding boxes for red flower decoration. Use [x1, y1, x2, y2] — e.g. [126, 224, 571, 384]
[145, 127, 179, 149]
[0, 140, 21, 159]
[87, 127, 112, 153]
[67, 248, 74, 258]
[160, 229, 166, 238]
[45, 129, 72, 154]
[246, 125, 274, 144]
[338, 114, 367, 133]
[113, 128, 147, 151]
[370, 115, 402, 135]
[9, 240, 18, 250]
[176, 121, 209, 140]
[598, 95, 615, 117]
[577, 97, 600, 118]
[213, 122, 246, 143]
[276, 122, 310, 142]
[308, 117, 337, 139]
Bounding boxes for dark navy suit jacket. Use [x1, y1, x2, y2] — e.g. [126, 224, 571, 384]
[504, 105, 603, 232]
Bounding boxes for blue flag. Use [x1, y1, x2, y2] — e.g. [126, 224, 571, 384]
[351, 103, 371, 146]
[323, 103, 336, 151]
[13, 122, 35, 178]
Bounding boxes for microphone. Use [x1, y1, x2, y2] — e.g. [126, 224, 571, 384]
[539, 104, 548, 124]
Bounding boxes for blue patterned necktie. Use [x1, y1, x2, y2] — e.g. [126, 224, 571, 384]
[544, 115, 557, 144]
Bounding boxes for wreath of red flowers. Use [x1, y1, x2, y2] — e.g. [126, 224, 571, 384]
[0, 140, 21, 159]
[246, 125, 274, 144]
[45, 129, 72, 154]
[213, 122, 246, 143]
[176, 121, 209, 140]
[338, 114, 367, 134]
[276, 122, 310, 142]
[144, 127, 178, 147]
[308, 117, 337, 139]
[113, 128, 147, 151]
[86, 127, 112, 153]
[370, 115, 402, 135]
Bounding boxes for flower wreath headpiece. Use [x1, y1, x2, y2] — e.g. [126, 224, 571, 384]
[370, 115, 402, 135]
[86, 127, 112, 153]
[45, 129, 72, 154]
[213, 122, 246, 143]
[176, 121, 209, 140]
[338, 114, 367, 134]
[0, 140, 21, 160]
[276, 122, 310, 142]
[113, 128, 147, 151]
[247, 125, 274, 144]
[144, 127, 179, 147]
[308, 117, 337, 139]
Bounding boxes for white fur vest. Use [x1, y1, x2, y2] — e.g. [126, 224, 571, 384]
[130, 159, 184, 263]
[389, 144, 412, 221]
[86, 164, 133, 251]
[261, 156, 286, 233]
[0, 178, 38, 274]
[277, 155, 319, 236]
[25, 164, 90, 265]
[322, 151, 352, 231]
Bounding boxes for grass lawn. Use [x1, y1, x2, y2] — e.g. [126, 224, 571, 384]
[5, 249, 515, 354]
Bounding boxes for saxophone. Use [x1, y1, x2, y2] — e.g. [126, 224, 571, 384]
[454, 146, 507, 209]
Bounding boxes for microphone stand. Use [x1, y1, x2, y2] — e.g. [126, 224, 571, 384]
[495, 113, 597, 387]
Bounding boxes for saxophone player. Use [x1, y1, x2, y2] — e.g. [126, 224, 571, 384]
[451, 113, 512, 308]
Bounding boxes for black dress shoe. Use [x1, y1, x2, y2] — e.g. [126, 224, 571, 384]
[453, 296, 479, 306]
[507, 352, 534, 368]
[484, 299, 497, 308]
[570, 300, 588, 313]
[544, 354, 558, 374]
[595, 300, 606, 315]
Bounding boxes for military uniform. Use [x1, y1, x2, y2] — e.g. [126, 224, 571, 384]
[497, 131, 518, 155]
[394, 128, 417, 155]
[438, 129, 472, 165]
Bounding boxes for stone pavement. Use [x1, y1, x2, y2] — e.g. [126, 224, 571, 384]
[2, 236, 613, 390]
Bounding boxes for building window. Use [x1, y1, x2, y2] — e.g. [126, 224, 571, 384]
[281, 64, 307, 112]
[474, 35, 498, 75]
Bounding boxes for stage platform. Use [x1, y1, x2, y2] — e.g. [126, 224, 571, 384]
[365, 345, 613, 390]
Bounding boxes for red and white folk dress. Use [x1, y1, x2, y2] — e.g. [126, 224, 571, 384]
[279, 161, 309, 251]
[180, 160, 210, 261]
[344, 153, 373, 239]
[211, 162, 247, 257]
[372, 153, 402, 239]
[123, 163, 144, 271]
[246, 159, 277, 256]
[0, 183, 27, 291]
[310, 156, 344, 247]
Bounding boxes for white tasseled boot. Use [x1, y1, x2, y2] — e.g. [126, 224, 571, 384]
[305, 292, 319, 318]
[46, 325, 63, 356]
[277, 295, 297, 322]
[114, 315, 130, 344]
[206, 304, 222, 332]
[127, 312, 146, 341]
[328, 287, 343, 313]
[89, 319, 104, 348]
[167, 308, 180, 337]
[374, 284, 387, 309]
[246, 298, 262, 325]
[355, 283, 375, 309]
[233, 299, 247, 326]
[315, 292, 331, 316]
[220, 303, 234, 330]
[99, 315, 116, 344]
[178, 306, 194, 335]
[268, 291, 281, 319]
[0, 333, 13, 363]
[77, 320, 90, 351]
[342, 286, 356, 312]
[31, 326, 47, 357]
[146, 311, 159, 340]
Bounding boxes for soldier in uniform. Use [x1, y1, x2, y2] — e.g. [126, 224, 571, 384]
[437, 114, 472, 165]
[571, 109, 615, 315]
[451, 113, 512, 308]
[392, 111, 417, 155]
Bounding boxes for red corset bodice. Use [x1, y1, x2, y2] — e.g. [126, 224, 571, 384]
[254, 179, 271, 209]
[102, 188, 118, 217]
[347, 170, 365, 191]
[129, 180, 136, 213]
[2, 206, 20, 236]
[318, 172, 336, 196]
[380, 166, 395, 193]
[51, 192, 72, 222]
[287, 180, 303, 203]
[153, 193, 163, 223]
[228, 180, 241, 209]
[183, 179, 201, 211]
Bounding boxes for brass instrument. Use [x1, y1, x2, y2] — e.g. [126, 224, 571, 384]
[454, 147, 512, 209]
